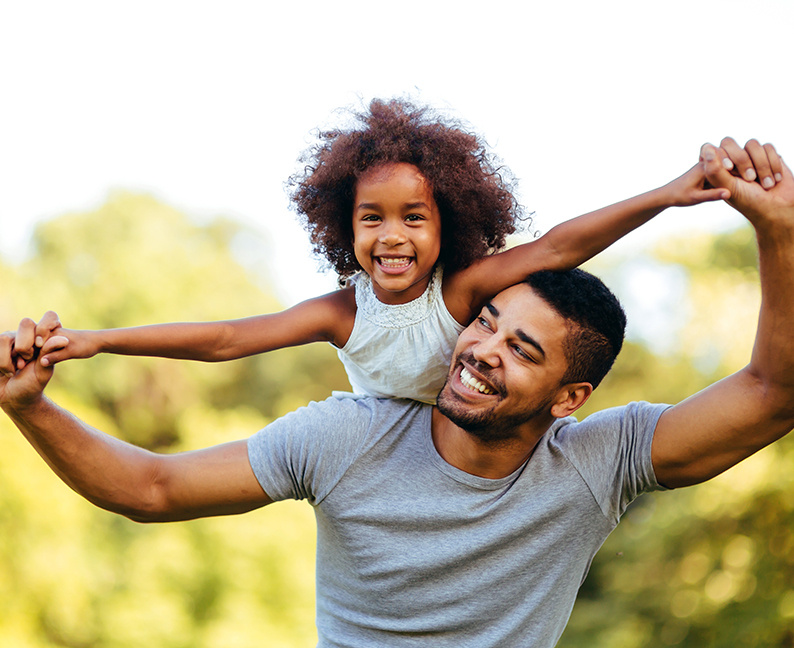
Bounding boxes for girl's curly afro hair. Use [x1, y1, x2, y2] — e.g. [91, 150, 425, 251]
[289, 98, 524, 280]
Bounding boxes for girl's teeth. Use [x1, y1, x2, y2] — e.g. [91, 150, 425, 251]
[379, 257, 411, 267]
[460, 367, 495, 394]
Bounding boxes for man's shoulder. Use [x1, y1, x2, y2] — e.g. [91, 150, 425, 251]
[271, 395, 429, 437]
[549, 401, 672, 441]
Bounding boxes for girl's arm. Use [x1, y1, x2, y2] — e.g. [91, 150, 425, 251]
[443, 163, 730, 323]
[37, 288, 357, 367]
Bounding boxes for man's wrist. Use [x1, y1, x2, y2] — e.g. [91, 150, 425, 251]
[2, 391, 50, 420]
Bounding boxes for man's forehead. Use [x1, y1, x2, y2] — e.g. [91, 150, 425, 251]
[492, 284, 554, 318]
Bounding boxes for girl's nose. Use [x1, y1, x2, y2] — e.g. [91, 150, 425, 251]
[378, 222, 407, 247]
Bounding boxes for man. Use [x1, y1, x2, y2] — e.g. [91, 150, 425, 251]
[2, 139, 793, 647]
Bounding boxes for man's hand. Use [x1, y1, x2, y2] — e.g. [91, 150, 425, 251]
[0, 315, 68, 410]
[701, 138, 792, 225]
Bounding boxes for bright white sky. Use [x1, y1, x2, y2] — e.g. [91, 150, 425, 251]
[2, 0, 792, 314]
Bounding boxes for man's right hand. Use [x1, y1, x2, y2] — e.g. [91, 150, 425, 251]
[0, 315, 67, 410]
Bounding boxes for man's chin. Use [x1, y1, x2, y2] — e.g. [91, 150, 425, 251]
[437, 389, 507, 440]
[437, 385, 552, 444]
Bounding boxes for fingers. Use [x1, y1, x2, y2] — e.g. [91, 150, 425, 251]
[6, 313, 65, 372]
[14, 318, 37, 369]
[39, 335, 70, 367]
[0, 331, 17, 377]
[35, 311, 63, 348]
[744, 139, 777, 189]
[720, 137, 783, 190]
[701, 143, 736, 195]
[720, 137, 755, 181]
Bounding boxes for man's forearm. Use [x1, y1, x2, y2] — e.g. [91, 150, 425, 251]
[748, 214, 794, 411]
[2, 395, 162, 519]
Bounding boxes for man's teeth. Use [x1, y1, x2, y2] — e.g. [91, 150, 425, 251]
[460, 367, 495, 395]
[379, 257, 411, 267]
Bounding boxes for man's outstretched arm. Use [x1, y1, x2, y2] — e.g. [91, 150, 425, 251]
[652, 139, 794, 488]
[0, 320, 272, 522]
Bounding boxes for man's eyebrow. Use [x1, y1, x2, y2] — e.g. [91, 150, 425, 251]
[486, 302, 545, 359]
[516, 329, 546, 359]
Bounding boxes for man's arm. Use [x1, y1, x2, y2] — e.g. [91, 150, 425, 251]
[652, 139, 794, 488]
[0, 320, 273, 522]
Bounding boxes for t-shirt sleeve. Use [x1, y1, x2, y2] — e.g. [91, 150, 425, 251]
[246, 397, 378, 505]
[554, 401, 670, 525]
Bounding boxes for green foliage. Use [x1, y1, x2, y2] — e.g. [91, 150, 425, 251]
[2, 201, 793, 647]
[0, 194, 346, 646]
[559, 231, 794, 647]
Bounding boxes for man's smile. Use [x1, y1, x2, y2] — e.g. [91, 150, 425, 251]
[459, 366, 497, 395]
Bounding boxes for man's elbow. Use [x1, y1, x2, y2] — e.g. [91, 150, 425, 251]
[749, 368, 794, 424]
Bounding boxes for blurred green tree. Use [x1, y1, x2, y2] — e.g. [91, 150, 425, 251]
[0, 194, 348, 647]
[560, 227, 794, 647]
[2, 199, 793, 647]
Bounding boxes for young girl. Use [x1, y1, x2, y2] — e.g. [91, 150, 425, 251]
[33, 99, 728, 403]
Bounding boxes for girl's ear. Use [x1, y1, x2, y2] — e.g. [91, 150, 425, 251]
[550, 382, 593, 419]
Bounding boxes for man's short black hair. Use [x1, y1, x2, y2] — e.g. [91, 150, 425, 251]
[524, 269, 626, 389]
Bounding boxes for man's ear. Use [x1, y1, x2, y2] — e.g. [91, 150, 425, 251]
[550, 382, 593, 419]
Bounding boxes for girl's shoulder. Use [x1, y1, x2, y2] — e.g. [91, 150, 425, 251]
[295, 286, 357, 347]
[440, 262, 487, 325]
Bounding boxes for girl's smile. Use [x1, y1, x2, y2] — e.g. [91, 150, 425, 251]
[352, 163, 442, 304]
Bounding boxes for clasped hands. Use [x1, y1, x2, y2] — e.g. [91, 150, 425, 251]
[1, 138, 790, 407]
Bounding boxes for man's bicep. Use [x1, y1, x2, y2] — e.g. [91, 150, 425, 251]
[651, 369, 789, 489]
[151, 440, 274, 522]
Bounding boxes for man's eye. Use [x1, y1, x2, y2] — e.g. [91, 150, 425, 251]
[513, 345, 534, 362]
[477, 316, 491, 330]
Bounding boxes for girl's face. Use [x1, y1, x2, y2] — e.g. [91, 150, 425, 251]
[352, 163, 442, 304]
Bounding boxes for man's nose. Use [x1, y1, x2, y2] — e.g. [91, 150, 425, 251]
[471, 334, 503, 368]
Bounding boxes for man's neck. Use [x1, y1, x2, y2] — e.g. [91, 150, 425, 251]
[430, 407, 552, 479]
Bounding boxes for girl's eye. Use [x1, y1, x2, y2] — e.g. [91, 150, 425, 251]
[405, 213, 425, 222]
[361, 214, 381, 222]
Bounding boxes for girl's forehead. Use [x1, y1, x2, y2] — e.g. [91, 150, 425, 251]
[358, 162, 428, 185]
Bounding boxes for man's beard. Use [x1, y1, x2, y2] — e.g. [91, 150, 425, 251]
[436, 352, 554, 445]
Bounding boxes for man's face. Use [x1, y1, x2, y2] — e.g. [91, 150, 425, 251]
[437, 284, 572, 442]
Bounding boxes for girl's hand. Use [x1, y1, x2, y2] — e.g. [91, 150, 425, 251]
[10, 311, 65, 371]
[11, 311, 99, 370]
[663, 139, 783, 208]
[39, 327, 102, 367]
[662, 163, 730, 208]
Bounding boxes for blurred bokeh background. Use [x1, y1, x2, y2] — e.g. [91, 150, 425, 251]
[1, 1, 793, 646]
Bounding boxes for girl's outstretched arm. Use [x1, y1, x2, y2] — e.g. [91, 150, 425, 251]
[443, 160, 756, 324]
[34, 289, 357, 367]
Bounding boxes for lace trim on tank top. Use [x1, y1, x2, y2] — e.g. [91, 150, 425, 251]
[354, 266, 443, 329]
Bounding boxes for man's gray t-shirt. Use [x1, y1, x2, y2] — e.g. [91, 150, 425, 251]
[247, 397, 668, 647]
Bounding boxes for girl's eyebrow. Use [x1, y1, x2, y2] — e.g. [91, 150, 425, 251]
[355, 201, 432, 210]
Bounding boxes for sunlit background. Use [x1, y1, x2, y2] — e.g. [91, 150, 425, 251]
[4, 1, 793, 304]
[2, 1, 794, 646]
